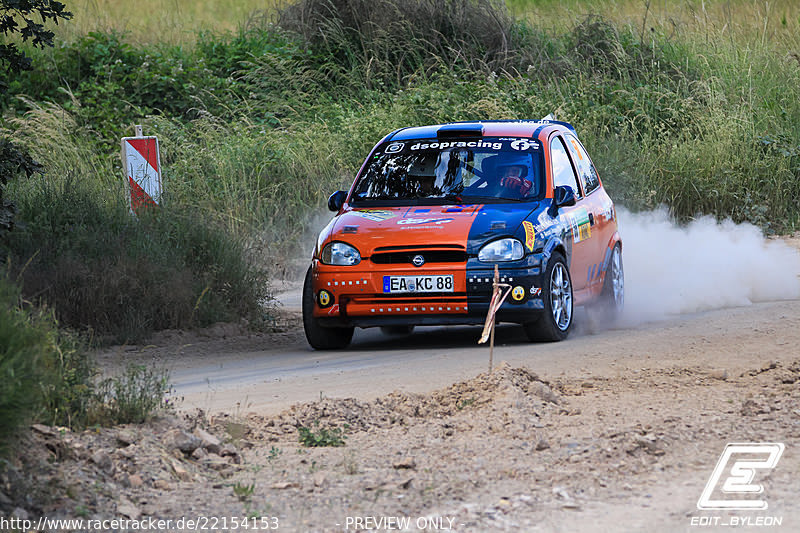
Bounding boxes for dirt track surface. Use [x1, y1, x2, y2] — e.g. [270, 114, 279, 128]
[76, 287, 800, 532]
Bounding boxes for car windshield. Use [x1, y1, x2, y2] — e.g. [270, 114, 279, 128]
[350, 137, 545, 205]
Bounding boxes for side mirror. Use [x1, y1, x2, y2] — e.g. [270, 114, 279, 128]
[554, 185, 577, 208]
[328, 190, 347, 212]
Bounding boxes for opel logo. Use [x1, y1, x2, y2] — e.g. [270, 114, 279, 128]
[412, 254, 425, 267]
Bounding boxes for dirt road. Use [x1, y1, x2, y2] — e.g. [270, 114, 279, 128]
[71, 230, 800, 531]
[87, 290, 800, 532]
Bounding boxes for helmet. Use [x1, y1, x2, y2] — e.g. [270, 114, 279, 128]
[483, 155, 533, 196]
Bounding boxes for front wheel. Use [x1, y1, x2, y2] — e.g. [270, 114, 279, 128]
[523, 252, 573, 342]
[302, 267, 354, 350]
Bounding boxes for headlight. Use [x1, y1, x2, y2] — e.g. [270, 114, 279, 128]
[321, 242, 361, 265]
[478, 238, 525, 262]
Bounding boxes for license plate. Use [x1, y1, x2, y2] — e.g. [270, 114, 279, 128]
[383, 275, 454, 293]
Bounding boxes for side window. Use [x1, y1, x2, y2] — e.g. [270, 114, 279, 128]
[565, 134, 600, 194]
[550, 136, 581, 198]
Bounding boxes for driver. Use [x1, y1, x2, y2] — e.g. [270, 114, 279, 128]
[498, 164, 533, 196]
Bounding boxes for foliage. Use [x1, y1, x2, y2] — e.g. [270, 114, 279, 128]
[92, 364, 174, 425]
[37, 326, 96, 429]
[298, 422, 347, 447]
[278, 0, 525, 89]
[0, 275, 54, 452]
[2, 169, 270, 342]
[1, 273, 177, 452]
[0, 0, 68, 234]
[0, 0, 72, 84]
[232, 481, 256, 502]
[0, 137, 41, 233]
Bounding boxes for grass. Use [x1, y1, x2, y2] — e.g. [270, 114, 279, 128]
[92, 364, 175, 425]
[52, 0, 281, 45]
[232, 481, 256, 502]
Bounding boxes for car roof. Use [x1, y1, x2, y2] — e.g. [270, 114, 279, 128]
[386, 119, 577, 142]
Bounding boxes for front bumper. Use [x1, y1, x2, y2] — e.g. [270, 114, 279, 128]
[312, 254, 546, 327]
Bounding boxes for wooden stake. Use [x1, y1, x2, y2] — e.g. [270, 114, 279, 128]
[479, 265, 511, 374]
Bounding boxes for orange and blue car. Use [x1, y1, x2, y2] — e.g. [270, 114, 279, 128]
[303, 119, 623, 349]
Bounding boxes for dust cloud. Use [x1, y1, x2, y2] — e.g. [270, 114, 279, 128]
[617, 207, 800, 323]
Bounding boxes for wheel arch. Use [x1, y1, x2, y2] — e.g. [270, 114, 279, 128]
[602, 231, 622, 270]
[542, 235, 569, 270]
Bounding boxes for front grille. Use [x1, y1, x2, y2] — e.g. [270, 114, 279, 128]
[371, 250, 467, 265]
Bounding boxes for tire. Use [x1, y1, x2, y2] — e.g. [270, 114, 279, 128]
[587, 243, 624, 328]
[523, 252, 573, 342]
[380, 325, 415, 336]
[302, 266, 354, 350]
[600, 243, 624, 319]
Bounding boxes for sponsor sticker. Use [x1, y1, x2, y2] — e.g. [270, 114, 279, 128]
[397, 218, 454, 226]
[529, 286, 542, 297]
[511, 286, 526, 301]
[564, 208, 591, 243]
[385, 142, 404, 153]
[318, 290, 332, 308]
[522, 220, 536, 251]
[410, 140, 502, 151]
[351, 209, 396, 222]
[510, 139, 539, 151]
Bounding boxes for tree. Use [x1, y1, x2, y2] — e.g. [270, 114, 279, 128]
[1, 0, 71, 234]
[1, 0, 72, 82]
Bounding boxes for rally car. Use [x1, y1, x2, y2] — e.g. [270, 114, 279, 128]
[302, 119, 623, 349]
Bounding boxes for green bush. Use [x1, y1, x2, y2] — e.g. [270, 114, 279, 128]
[277, 0, 522, 89]
[4, 173, 270, 343]
[0, 277, 53, 451]
[1, 274, 178, 447]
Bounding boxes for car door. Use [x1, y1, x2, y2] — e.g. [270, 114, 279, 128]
[549, 134, 594, 292]
[563, 133, 613, 289]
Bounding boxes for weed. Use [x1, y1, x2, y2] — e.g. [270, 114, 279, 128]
[232, 481, 256, 502]
[298, 422, 347, 447]
[268, 446, 282, 461]
[457, 397, 476, 410]
[341, 451, 359, 475]
[92, 364, 174, 425]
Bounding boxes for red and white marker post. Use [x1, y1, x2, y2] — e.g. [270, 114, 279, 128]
[121, 125, 162, 215]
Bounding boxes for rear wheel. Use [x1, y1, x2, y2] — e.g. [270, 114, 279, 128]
[589, 244, 624, 326]
[523, 252, 573, 342]
[604, 244, 624, 316]
[302, 267, 354, 350]
[380, 325, 415, 336]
